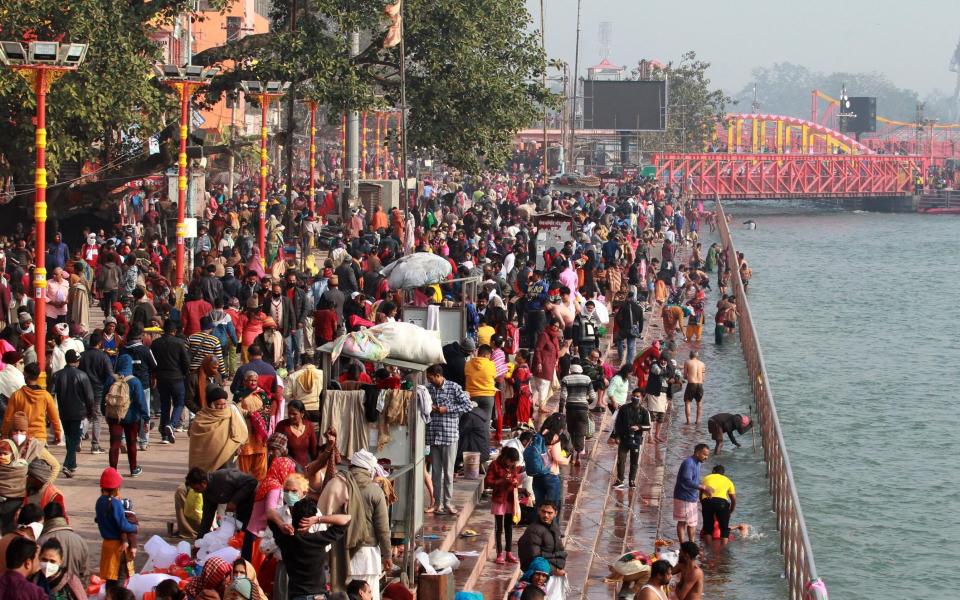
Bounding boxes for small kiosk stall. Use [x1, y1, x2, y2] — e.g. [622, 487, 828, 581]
[401, 276, 481, 345]
[315, 342, 428, 583]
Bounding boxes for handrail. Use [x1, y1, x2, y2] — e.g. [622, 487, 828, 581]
[714, 200, 826, 600]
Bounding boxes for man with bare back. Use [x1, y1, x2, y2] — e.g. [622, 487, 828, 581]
[683, 351, 706, 425]
[675, 541, 704, 600]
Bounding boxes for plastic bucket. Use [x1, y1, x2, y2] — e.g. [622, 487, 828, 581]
[462, 452, 481, 480]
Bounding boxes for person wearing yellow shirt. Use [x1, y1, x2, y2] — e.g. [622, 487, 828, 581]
[477, 320, 496, 347]
[700, 465, 736, 543]
[464, 345, 498, 427]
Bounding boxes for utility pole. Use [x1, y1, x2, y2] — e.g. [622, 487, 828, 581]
[346, 31, 361, 213]
[540, 0, 548, 178]
[570, 0, 581, 172]
[285, 0, 298, 215]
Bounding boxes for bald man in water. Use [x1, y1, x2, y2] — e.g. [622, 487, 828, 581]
[682, 350, 706, 425]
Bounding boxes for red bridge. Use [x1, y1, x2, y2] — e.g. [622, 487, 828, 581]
[652, 152, 928, 200]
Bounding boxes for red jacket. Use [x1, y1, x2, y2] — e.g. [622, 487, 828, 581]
[182, 299, 212, 336]
[484, 458, 521, 506]
[532, 328, 560, 381]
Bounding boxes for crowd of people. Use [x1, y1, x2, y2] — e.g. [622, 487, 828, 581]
[0, 157, 760, 600]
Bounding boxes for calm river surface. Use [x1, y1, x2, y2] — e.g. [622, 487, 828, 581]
[726, 203, 960, 600]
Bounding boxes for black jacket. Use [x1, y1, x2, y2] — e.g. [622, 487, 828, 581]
[268, 521, 346, 598]
[334, 262, 359, 294]
[613, 402, 651, 449]
[199, 274, 224, 305]
[518, 518, 567, 571]
[262, 295, 297, 336]
[119, 341, 157, 389]
[199, 469, 259, 535]
[285, 285, 308, 325]
[50, 366, 95, 421]
[221, 275, 242, 301]
[78, 348, 113, 401]
[149, 334, 191, 381]
[441, 342, 468, 388]
[614, 301, 644, 340]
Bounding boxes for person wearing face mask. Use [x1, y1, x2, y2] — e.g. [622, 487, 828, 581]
[246, 456, 297, 537]
[37, 502, 86, 580]
[30, 539, 85, 600]
[0, 536, 46, 600]
[226, 558, 265, 600]
[612, 389, 652, 490]
[0, 503, 43, 571]
[6, 413, 59, 483]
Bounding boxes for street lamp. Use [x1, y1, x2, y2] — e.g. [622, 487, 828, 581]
[306, 100, 319, 214]
[154, 63, 220, 289]
[0, 40, 88, 380]
[240, 80, 290, 265]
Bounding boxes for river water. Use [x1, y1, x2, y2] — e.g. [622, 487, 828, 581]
[725, 203, 960, 600]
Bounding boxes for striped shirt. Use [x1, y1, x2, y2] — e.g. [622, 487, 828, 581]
[491, 348, 508, 378]
[560, 373, 596, 408]
[187, 331, 226, 375]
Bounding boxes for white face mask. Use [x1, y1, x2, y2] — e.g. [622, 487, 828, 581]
[26, 522, 42, 540]
[12, 434, 25, 446]
[39, 561, 59, 578]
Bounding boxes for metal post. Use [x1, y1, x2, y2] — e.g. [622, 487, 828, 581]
[399, 11, 409, 225]
[227, 98, 236, 198]
[540, 0, 548, 178]
[308, 101, 317, 214]
[347, 31, 361, 207]
[33, 68, 48, 378]
[570, 0, 581, 171]
[175, 82, 190, 287]
[259, 96, 270, 262]
[361, 111, 368, 179]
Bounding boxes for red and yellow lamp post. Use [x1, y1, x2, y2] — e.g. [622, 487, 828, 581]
[0, 40, 87, 378]
[307, 100, 318, 214]
[154, 64, 220, 288]
[240, 81, 289, 263]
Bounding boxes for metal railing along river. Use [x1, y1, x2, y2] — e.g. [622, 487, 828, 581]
[714, 200, 828, 600]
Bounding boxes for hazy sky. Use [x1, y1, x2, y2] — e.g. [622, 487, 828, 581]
[528, 0, 960, 96]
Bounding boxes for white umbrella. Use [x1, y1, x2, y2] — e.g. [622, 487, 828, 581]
[381, 252, 452, 289]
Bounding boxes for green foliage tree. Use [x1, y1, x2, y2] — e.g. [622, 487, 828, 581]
[0, 0, 225, 210]
[630, 51, 731, 154]
[197, 0, 551, 173]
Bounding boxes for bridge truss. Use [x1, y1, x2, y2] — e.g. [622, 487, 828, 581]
[653, 153, 928, 200]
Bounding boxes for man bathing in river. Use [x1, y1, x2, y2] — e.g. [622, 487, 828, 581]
[682, 350, 705, 425]
[674, 541, 704, 600]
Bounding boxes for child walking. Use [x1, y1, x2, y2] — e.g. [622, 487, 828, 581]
[484, 447, 522, 564]
[95, 467, 139, 591]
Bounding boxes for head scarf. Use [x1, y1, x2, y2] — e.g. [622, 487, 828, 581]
[267, 432, 288, 457]
[185, 557, 231, 599]
[27, 458, 52, 484]
[255, 456, 297, 502]
[350, 448, 378, 477]
[54, 322, 70, 339]
[521, 556, 552, 582]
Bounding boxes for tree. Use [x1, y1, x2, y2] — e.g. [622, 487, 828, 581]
[629, 51, 731, 154]
[0, 0, 227, 212]
[734, 62, 929, 122]
[197, 0, 551, 173]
